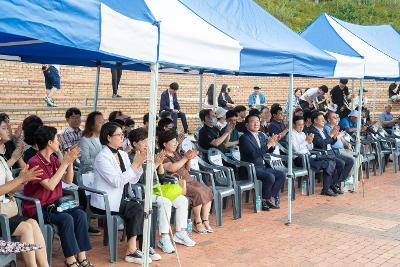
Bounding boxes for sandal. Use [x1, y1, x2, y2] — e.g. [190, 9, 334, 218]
[78, 259, 94, 267]
[202, 219, 214, 233]
[193, 221, 207, 234]
[65, 261, 79, 267]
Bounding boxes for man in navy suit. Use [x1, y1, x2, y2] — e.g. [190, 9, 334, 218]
[159, 82, 189, 133]
[239, 114, 285, 211]
[309, 112, 353, 195]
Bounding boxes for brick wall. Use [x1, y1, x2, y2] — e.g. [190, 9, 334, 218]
[0, 61, 396, 131]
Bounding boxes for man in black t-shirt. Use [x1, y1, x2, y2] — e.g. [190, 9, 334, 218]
[330, 79, 351, 112]
[198, 109, 233, 152]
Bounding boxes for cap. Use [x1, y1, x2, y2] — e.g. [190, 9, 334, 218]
[327, 103, 338, 112]
[254, 83, 261, 89]
[215, 107, 227, 119]
[349, 110, 359, 118]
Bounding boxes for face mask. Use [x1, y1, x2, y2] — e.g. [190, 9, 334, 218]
[211, 117, 218, 126]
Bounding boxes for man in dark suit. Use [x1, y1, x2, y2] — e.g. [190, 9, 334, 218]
[309, 112, 353, 195]
[159, 82, 189, 133]
[239, 114, 285, 210]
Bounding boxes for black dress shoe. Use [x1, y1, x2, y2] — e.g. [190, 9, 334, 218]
[321, 188, 337, 197]
[331, 185, 343, 194]
[265, 199, 279, 209]
[261, 200, 270, 211]
[274, 196, 281, 209]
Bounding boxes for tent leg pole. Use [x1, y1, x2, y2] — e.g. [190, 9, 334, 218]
[199, 73, 203, 114]
[213, 74, 217, 108]
[353, 79, 364, 193]
[351, 79, 355, 109]
[142, 63, 158, 267]
[93, 65, 100, 111]
[287, 74, 294, 225]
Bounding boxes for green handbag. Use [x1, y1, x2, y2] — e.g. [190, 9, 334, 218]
[153, 183, 183, 201]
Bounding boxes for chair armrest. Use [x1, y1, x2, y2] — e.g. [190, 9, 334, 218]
[0, 215, 11, 241]
[190, 169, 216, 189]
[62, 188, 79, 201]
[14, 193, 46, 234]
[159, 174, 178, 184]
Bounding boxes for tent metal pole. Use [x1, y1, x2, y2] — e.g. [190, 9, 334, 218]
[213, 73, 217, 108]
[352, 79, 364, 192]
[199, 73, 203, 114]
[287, 74, 294, 225]
[93, 65, 100, 111]
[372, 80, 378, 120]
[142, 63, 158, 267]
[351, 79, 355, 109]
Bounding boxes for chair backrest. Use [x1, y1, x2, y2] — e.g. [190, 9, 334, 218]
[230, 146, 241, 161]
[208, 149, 224, 167]
[191, 157, 200, 171]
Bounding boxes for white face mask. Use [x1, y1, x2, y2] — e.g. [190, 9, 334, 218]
[211, 117, 218, 126]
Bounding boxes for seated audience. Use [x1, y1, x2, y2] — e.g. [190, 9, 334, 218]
[233, 105, 247, 133]
[142, 113, 159, 130]
[91, 122, 161, 264]
[292, 115, 340, 196]
[108, 110, 129, 123]
[379, 104, 399, 134]
[22, 126, 93, 267]
[260, 107, 271, 134]
[215, 107, 227, 130]
[60, 107, 82, 152]
[339, 110, 366, 137]
[22, 116, 44, 163]
[302, 109, 314, 133]
[0, 113, 25, 169]
[160, 130, 213, 234]
[0, 121, 48, 267]
[128, 128, 195, 254]
[220, 110, 240, 149]
[159, 110, 172, 120]
[197, 109, 233, 152]
[309, 112, 352, 191]
[268, 104, 288, 139]
[203, 84, 215, 109]
[218, 84, 235, 109]
[248, 84, 266, 109]
[158, 118, 175, 133]
[388, 83, 400, 103]
[159, 82, 189, 133]
[239, 114, 285, 210]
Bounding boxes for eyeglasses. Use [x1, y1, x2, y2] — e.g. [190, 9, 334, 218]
[112, 133, 124, 138]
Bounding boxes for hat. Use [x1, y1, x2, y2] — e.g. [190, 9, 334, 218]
[215, 107, 227, 119]
[254, 83, 261, 89]
[349, 110, 359, 118]
[327, 103, 338, 112]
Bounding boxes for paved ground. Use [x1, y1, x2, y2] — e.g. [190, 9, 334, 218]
[45, 165, 400, 266]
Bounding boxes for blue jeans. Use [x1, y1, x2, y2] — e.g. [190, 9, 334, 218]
[172, 111, 188, 132]
[43, 208, 91, 257]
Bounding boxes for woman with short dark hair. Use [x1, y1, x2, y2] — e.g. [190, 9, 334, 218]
[91, 122, 161, 264]
[159, 130, 213, 234]
[22, 126, 93, 267]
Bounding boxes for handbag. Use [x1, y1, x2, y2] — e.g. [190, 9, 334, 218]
[0, 196, 18, 218]
[153, 173, 186, 201]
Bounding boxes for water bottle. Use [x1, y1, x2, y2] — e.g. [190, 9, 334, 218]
[301, 180, 307, 195]
[343, 180, 349, 193]
[256, 195, 261, 211]
[187, 219, 193, 235]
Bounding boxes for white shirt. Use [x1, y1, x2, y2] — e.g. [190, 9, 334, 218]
[0, 157, 13, 201]
[255, 94, 261, 105]
[91, 146, 143, 212]
[292, 129, 313, 154]
[169, 93, 174, 110]
[300, 88, 319, 102]
[316, 126, 332, 150]
[251, 131, 261, 148]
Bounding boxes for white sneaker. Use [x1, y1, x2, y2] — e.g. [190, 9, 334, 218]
[149, 247, 162, 261]
[125, 249, 152, 264]
[158, 235, 175, 254]
[348, 176, 354, 185]
[173, 231, 196, 247]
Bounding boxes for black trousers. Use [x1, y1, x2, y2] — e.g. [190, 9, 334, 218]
[90, 204, 143, 243]
[171, 111, 188, 132]
[254, 166, 285, 199]
[111, 68, 122, 94]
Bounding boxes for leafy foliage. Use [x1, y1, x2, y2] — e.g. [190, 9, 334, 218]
[256, 0, 400, 32]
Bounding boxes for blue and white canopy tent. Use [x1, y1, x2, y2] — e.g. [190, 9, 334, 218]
[0, 1, 365, 266]
[301, 13, 400, 195]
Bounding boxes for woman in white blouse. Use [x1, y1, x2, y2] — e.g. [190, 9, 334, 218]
[90, 122, 160, 264]
[0, 117, 48, 267]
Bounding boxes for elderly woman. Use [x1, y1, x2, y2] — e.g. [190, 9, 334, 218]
[90, 122, 161, 264]
[128, 128, 195, 254]
[22, 126, 93, 267]
[0, 117, 48, 267]
[159, 130, 213, 234]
